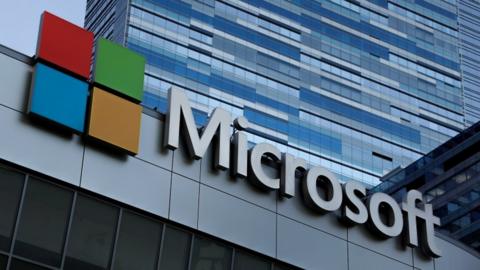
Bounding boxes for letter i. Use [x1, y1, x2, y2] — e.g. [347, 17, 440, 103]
[232, 116, 249, 178]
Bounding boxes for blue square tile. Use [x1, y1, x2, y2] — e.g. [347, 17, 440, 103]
[29, 63, 89, 133]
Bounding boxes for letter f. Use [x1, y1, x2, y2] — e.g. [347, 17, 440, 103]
[402, 190, 442, 258]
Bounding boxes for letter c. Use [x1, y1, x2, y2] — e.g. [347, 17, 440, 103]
[249, 143, 281, 190]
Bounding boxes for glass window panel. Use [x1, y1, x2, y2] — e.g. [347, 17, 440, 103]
[0, 167, 24, 251]
[14, 178, 73, 267]
[0, 255, 6, 270]
[191, 236, 232, 270]
[234, 251, 270, 270]
[64, 195, 118, 270]
[113, 211, 162, 270]
[9, 259, 49, 270]
[274, 263, 295, 270]
[158, 226, 191, 270]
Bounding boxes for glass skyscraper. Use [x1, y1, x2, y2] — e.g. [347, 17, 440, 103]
[374, 114, 480, 253]
[86, 0, 465, 187]
[458, 0, 480, 126]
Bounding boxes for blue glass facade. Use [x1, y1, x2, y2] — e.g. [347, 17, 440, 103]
[458, 0, 480, 126]
[86, 0, 465, 187]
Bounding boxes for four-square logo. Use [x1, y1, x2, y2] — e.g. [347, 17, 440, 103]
[28, 11, 146, 155]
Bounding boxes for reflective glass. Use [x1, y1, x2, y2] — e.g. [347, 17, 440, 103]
[0, 167, 24, 251]
[9, 259, 48, 270]
[14, 178, 73, 267]
[121, 0, 464, 188]
[0, 255, 6, 270]
[274, 264, 294, 270]
[113, 211, 162, 270]
[191, 237, 232, 270]
[234, 251, 270, 270]
[0, 165, 301, 269]
[64, 195, 118, 270]
[158, 226, 191, 270]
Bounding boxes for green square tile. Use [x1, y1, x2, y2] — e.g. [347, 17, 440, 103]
[94, 38, 145, 102]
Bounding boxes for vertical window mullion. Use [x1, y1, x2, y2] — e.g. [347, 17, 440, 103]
[60, 192, 78, 269]
[109, 208, 124, 270]
[186, 233, 195, 270]
[155, 225, 166, 270]
[230, 249, 236, 270]
[5, 174, 29, 270]
[63, 195, 119, 269]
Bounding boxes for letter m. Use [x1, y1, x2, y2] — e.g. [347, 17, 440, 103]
[164, 87, 232, 170]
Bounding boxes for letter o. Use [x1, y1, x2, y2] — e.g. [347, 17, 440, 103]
[368, 193, 403, 238]
[302, 166, 342, 212]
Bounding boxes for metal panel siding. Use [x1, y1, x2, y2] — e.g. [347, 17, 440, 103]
[0, 105, 84, 186]
[277, 187, 348, 239]
[413, 246, 435, 270]
[277, 215, 348, 270]
[347, 223, 413, 265]
[0, 52, 32, 111]
[198, 185, 277, 257]
[200, 145, 277, 212]
[172, 139, 202, 181]
[80, 146, 172, 218]
[435, 237, 480, 270]
[348, 243, 412, 270]
[169, 173, 200, 228]
[136, 114, 173, 170]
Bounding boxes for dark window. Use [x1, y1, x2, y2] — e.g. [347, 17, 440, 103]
[0, 167, 24, 251]
[9, 259, 49, 270]
[0, 165, 299, 270]
[14, 178, 73, 267]
[158, 226, 191, 270]
[273, 263, 298, 270]
[372, 151, 393, 162]
[113, 211, 162, 270]
[64, 195, 119, 270]
[0, 255, 7, 270]
[274, 264, 295, 270]
[234, 251, 270, 270]
[191, 236, 232, 270]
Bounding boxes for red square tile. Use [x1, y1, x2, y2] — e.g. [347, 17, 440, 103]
[36, 11, 93, 79]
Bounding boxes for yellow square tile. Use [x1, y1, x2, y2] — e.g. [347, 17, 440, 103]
[87, 87, 142, 154]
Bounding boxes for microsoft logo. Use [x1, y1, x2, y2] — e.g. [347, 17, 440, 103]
[28, 11, 146, 155]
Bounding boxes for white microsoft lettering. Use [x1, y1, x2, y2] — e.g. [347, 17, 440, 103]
[164, 87, 442, 258]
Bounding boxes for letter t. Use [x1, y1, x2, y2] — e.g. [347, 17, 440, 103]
[402, 190, 441, 258]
